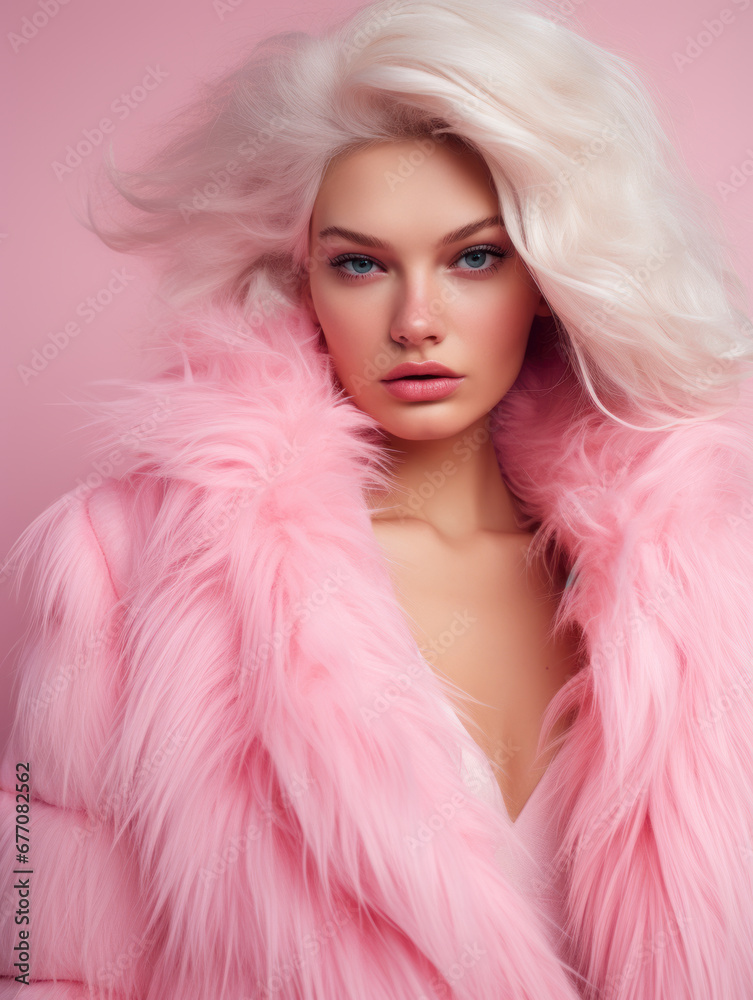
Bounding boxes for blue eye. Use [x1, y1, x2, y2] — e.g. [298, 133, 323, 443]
[329, 254, 381, 279]
[329, 245, 512, 281]
[454, 246, 511, 270]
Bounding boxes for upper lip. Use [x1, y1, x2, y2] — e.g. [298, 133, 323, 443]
[382, 361, 461, 380]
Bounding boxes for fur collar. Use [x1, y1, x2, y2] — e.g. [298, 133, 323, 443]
[13, 302, 753, 998]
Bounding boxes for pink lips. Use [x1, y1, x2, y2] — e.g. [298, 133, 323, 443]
[381, 361, 465, 402]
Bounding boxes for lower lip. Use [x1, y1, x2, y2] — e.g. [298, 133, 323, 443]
[380, 376, 465, 401]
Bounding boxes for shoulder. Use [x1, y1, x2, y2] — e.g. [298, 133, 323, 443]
[82, 475, 164, 599]
[6, 473, 165, 609]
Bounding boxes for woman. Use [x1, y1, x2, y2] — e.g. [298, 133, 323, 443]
[2, 0, 753, 996]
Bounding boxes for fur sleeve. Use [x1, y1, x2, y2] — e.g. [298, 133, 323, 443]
[2, 485, 129, 811]
[0, 481, 157, 996]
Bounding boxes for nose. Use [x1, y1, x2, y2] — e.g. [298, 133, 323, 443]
[389, 272, 447, 346]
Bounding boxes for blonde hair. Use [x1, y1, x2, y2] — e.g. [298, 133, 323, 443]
[80, 0, 753, 428]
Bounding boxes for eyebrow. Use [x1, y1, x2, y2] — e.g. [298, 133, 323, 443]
[316, 215, 505, 250]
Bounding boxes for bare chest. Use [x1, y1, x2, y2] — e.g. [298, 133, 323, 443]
[371, 519, 583, 822]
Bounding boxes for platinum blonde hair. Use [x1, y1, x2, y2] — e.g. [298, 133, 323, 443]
[81, 0, 753, 428]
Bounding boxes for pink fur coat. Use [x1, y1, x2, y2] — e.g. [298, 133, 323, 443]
[2, 302, 753, 999]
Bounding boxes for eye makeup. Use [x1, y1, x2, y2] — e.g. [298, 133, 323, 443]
[328, 243, 513, 282]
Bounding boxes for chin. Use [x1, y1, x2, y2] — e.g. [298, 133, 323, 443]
[373, 407, 484, 443]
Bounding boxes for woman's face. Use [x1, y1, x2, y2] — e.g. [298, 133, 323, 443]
[304, 137, 550, 442]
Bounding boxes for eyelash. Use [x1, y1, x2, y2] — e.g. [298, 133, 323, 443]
[328, 244, 513, 282]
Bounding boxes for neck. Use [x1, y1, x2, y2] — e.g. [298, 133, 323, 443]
[366, 414, 528, 539]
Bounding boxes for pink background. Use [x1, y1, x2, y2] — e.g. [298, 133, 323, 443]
[2, 0, 752, 746]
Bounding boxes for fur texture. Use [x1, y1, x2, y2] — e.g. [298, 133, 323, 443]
[2, 302, 753, 999]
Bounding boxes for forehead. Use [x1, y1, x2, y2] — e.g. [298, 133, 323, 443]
[320, 136, 491, 190]
[310, 138, 498, 233]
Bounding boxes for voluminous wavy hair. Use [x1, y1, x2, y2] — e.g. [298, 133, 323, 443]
[81, 0, 753, 428]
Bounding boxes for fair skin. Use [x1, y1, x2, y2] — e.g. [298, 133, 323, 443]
[304, 137, 583, 823]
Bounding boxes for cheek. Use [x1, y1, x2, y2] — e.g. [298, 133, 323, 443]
[456, 286, 536, 356]
[312, 286, 384, 367]
[316, 317, 373, 390]
[312, 279, 359, 335]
